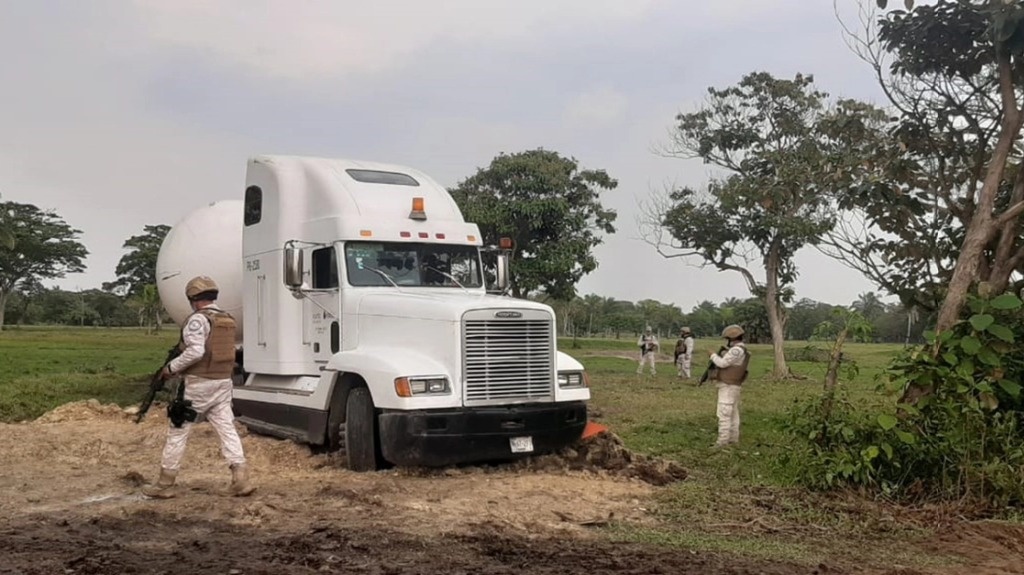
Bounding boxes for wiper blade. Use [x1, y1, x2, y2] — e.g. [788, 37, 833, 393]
[366, 267, 399, 288]
[425, 266, 467, 291]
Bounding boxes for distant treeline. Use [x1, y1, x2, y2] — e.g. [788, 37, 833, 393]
[542, 292, 929, 344]
[4, 285, 927, 344]
[2, 285, 168, 331]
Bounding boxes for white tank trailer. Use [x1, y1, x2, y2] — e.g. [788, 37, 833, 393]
[156, 156, 590, 471]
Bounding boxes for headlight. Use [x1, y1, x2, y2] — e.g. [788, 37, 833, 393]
[394, 376, 451, 397]
[558, 371, 587, 388]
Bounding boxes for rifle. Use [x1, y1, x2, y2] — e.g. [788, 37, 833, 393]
[135, 345, 182, 424]
[697, 345, 729, 386]
[673, 338, 687, 363]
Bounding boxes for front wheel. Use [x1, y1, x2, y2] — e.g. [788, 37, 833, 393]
[343, 387, 381, 472]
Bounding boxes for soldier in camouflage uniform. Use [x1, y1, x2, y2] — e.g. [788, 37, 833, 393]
[707, 324, 751, 447]
[143, 276, 255, 499]
[636, 326, 659, 376]
[674, 327, 695, 379]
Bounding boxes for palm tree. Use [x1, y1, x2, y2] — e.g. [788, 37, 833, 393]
[132, 284, 164, 334]
[852, 292, 885, 320]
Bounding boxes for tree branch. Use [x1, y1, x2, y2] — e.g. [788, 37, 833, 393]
[994, 199, 1024, 230]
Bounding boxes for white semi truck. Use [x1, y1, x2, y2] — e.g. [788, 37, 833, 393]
[156, 155, 591, 471]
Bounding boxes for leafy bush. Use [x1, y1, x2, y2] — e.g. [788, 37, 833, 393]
[785, 291, 1024, 508]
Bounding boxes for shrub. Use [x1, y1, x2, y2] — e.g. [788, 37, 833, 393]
[786, 291, 1024, 508]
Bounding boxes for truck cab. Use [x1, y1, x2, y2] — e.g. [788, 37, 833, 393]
[157, 156, 589, 470]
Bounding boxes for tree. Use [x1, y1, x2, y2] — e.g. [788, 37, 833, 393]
[130, 284, 164, 333]
[731, 298, 771, 344]
[0, 201, 87, 330]
[641, 72, 874, 377]
[84, 289, 136, 327]
[2, 277, 45, 325]
[787, 298, 843, 340]
[815, 308, 872, 422]
[450, 149, 618, 299]
[0, 194, 14, 250]
[851, 291, 886, 321]
[584, 294, 602, 336]
[685, 300, 725, 338]
[827, 0, 1024, 331]
[106, 224, 170, 297]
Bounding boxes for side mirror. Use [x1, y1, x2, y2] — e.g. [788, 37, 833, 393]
[495, 252, 509, 292]
[284, 247, 303, 288]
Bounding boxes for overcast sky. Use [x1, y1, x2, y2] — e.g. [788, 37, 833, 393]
[1, 0, 891, 312]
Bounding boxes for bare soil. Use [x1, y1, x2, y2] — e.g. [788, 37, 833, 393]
[1, 400, 1021, 574]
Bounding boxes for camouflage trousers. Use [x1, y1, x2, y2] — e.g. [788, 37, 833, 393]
[636, 352, 656, 375]
[676, 354, 692, 378]
[715, 383, 742, 446]
[160, 378, 246, 471]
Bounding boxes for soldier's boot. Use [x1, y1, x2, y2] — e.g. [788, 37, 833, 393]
[142, 468, 178, 499]
[229, 463, 256, 497]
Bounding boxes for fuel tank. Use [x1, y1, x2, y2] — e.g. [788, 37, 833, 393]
[156, 200, 244, 341]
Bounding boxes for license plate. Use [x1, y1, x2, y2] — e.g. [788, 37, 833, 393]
[510, 436, 534, 453]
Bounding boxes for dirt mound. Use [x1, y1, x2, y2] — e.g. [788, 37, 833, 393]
[923, 521, 1024, 575]
[399, 431, 687, 486]
[33, 399, 131, 424]
[515, 431, 688, 486]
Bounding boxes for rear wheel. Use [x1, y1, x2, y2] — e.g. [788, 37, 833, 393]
[343, 387, 381, 472]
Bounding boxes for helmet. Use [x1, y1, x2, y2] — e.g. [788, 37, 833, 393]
[644, 325, 652, 333]
[185, 276, 219, 301]
[680, 326, 691, 334]
[721, 324, 744, 339]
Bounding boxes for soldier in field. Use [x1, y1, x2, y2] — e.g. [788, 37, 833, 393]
[636, 326, 659, 376]
[674, 327, 695, 379]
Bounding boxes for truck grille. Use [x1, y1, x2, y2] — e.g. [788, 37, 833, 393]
[463, 316, 554, 405]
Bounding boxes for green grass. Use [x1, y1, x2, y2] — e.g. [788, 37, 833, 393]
[0, 329, 972, 569]
[559, 337, 964, 570]
[568, 339, 901, 484]
[0, 326, 177, 421]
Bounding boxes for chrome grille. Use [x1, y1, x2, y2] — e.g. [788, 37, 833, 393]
[463, 316, 554, 405]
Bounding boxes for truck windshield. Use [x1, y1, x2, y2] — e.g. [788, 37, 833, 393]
[344, 242, 483, 288]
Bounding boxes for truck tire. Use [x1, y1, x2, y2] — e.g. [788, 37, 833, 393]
[344, 387, 381, 472]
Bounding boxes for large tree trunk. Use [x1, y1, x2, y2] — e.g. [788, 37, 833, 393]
[937, 219, 993, 331]
[936, 54, 1024, 332]
[0, 289, 7, 331]
[764, 239, 789, 378]
[986, 167, 1024, 294]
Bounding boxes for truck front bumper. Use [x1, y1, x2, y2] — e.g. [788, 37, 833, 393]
[378, 401, 587, 467]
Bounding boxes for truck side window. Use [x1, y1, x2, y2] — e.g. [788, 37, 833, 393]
[244, 186, 262, 226]
[311, 247, 338, 289]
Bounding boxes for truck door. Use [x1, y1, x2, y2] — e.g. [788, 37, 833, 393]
[306, 245, 342, 363]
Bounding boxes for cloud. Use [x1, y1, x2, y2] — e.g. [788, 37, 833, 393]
[564, 87, 629, 128]
[127, 0, 663, 82]
[0, 0, 885, 310]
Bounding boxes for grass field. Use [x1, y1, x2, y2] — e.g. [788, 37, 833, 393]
[572, 339, 951, 567]
[0, 326, 178, 421]
[0, 327, 959, 568]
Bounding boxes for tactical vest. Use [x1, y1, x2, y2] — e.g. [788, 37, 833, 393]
[715, 345, 751, 386]
[178, 308, 237, 380]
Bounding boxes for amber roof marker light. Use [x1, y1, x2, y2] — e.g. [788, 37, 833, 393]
[409, 197, 426, 220]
